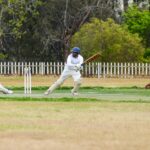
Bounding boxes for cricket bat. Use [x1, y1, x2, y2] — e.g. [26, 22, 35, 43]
[81, 53, 101, 66]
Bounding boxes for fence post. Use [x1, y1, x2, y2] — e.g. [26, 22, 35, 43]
[60, 62, 63, 74]
[100, 62, 102, 78]
[117, 63, 120, 77]
[89, 63, 91, 76]
[4, 62, 6, 74]
[35, 62, 38, 74]
[131, 63, 133, 77]
[53, 62, 56, 75]
[18, 62, 21, 75]
[106, 63, 109, 77]
[124, 63, 126, 78]
[138, 63, 141, 76]
[11, 62, 13, 74]
[32, 62, 34, 75]
[43, 62, 45, 75]
[127, 63, 130, 77]
[46, 62, 49, 75]
[114, 62, 116, 77]
[50, 62, 52, 74]
[92, 63, 94, 76]
[21, 62, 24, 75]
[135, 63, 137, 76]
[85, 64, 87, 77]
[103, 62, 106, 78]
[14, 62, 16, 75]
[0, 62, 2, 74]
[142, 63, 144, 75]
[121, 63, 123, 78]
[97, 63, 100, 78]
[7, 62, 9, 74]
[57, 62, 59, 75]
[145, 63, 147, 76]
[110, 63, 112, 77]
[39, 62, 41, 75]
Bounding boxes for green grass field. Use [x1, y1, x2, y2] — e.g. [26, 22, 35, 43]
[0, 87, 150, 102]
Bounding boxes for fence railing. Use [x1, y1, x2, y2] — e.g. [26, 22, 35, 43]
[0, 62, 150, 78]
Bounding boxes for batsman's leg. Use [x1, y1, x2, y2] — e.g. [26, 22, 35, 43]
[44, 73, 70, 95]
[44, 79, 64, 95]
[71, 79, 82, 96]
[71, 71, 82, 96]
[45, 69, 71, 95]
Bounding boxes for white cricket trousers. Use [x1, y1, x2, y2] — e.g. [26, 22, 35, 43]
[60, 68, 81, 82]
[47, 68, 82, 93]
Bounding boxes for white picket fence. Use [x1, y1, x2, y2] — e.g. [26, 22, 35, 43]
[0, 62, 150, 78]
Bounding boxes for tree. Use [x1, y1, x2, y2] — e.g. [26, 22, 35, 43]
[71, 18, 144, 62]
[0, 0, 43, 61]
[36, 0, 119, 61]
[0, 0, 128, 61]
[123, 6, 150, 48]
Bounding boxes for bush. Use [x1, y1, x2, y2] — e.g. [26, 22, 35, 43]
[123, 6, 150, 48]
[71, 18, 145, 62]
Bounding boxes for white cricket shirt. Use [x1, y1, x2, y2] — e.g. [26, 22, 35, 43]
[65, 53, 83, 70]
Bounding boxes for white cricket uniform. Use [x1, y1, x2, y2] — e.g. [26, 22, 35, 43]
[60, 53, 84, 82]
[45, 53, 84, 95]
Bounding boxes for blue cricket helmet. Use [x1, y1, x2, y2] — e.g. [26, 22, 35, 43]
[72, 47, 80, 53]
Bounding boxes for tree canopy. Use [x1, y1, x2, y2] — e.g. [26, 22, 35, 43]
[0, 1, 149, 62]
[123, 6, 150, 48]
[71, 18, 144, 62]
[0, 0, 43, 61]
[0, 0, 121, 61]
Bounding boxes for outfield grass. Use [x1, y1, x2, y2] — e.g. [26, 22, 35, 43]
[0, 100, 150, 150]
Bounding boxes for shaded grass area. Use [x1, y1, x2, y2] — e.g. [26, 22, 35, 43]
[7, 86, 145, 90]
[0, 97, 98, 102]
[0, 96, 150, 103]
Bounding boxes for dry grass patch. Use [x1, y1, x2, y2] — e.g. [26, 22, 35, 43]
[0, 101, 150, 150]
[0, 75, 150, 87]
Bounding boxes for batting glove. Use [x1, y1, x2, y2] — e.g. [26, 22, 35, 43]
[74, 64, 83, 71]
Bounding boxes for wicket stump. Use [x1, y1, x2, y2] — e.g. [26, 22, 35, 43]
[24, 67, 32, 94]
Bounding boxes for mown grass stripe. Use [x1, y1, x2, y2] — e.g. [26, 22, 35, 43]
[0, 96, 150, 103]
[6, 86, 146, 90]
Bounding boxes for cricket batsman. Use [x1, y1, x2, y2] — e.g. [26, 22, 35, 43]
[44, 47, 83, 96]
[0, 83, 13, 94]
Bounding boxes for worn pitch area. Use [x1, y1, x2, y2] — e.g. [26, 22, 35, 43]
[0, 87, 150, 101]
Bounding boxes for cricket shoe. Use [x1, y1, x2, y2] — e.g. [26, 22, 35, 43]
[71, 89, 78, 96]
[44, 90, 52, 95]
[3, 90, 13, 94]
